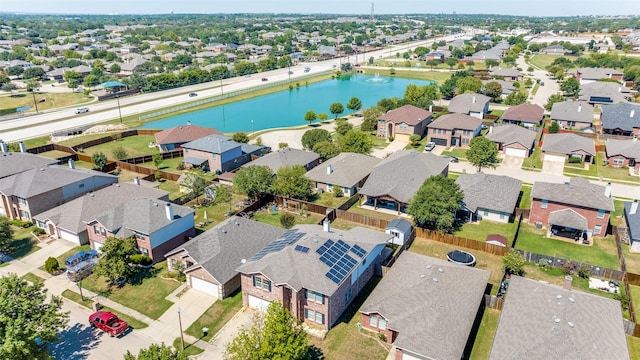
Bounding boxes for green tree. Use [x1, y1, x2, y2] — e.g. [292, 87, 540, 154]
[110, 63, 121, 74]
[232, 132, 250, 143]
[23, 67, 45, 80]
[456, 76, 483, 94]
[215, 185, 233, 213]
[301, 129, 331, 150]
[303, 110, 317, 125]
[504, 91, 528, 105]
[152, 153, 163, 170]
[361, 106, 383, 132]
[317, 113, 329, 122]
[92, 152, 108, 171]
[312, 141, 341, 160]
[544, 94, 566, 111]
[502, 249, 525, 275]
[271, 165, 313, 200]
[112, 145, 129, 160]
[445, 57, 458, 70]
[63, 70, 82, 90]
[0, 216, 13, 254]
[0, 274, 69, 360]
[182, 168, 208, 205]
[329, 102, 344, 119]
[335, 118, 354, 136]
[44, 257, 60, 274]
[466, 136, 499, 172]
[5, 65, 24, 77]
[426, 59, 441, 70]
[233, 165, 274, 200]
[549, 121, 560, 134]
[339, 130, 372, 154]
[403, 84, 439, 108]
[346, 97, 362, 113]
[94, 236, 137, 285]
[485, 59, 500, 68]
[124, 342, 187, 360]
[560, 77, 580, 98]
[409, 134, 421, 147]
[280, 213, 295, 229]
[406, 175, 464, 232]
[225, 301, 309, 360]
[483, 81, 503, 100]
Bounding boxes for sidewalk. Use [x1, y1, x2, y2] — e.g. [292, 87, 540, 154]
[370, 138, 409, 158]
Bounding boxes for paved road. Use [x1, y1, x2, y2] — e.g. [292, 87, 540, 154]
[517, 53, 560, 108]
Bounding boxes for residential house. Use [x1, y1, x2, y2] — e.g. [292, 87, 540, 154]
[469, 50, 501, 62]
[154, 124, 223, 152]
[359, 151, 449, 214]
[318, 45, 337, 57]
[423, 52, 444, 62]
[447, 93, 490, 119]
[605, 138, 640, 173]
[237, 223, 393, 330]
[529, 178, 614, 239]
[360, 252, 490, 360]
[624, 200, 640, 252]
[455, 173, 522, 223]
[578, 82, 631, 106]
[86, 198, 195, 262]
[489, 67, 522, 81]
[426, 113, 483, 147]
[489, 276, 629, 360]
[181, 134, 264, 174]
[541, 45, 569, 54]
[601, 103, 640, 136]
[165, 217, 286, 298]
[572, 67, 624, 85]
[483, 79, 516, 99]
[305, 152, 381, 197]
[33, 182, 168, 245]
[376, 105, 432, 140]
[541, 133, 596, 164]
[485, 124, 537, 158]
[0, 149, 57, 179]
[244, 147, 320, 173]
[501, 103, 545, 128]
[550, 101, 594, 130]
[117, 57, 147, 75]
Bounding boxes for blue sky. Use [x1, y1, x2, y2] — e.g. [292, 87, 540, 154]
[1, 0, 639, 16]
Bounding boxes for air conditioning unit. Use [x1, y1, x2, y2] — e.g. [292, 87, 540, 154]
[535, 222, 542, 229]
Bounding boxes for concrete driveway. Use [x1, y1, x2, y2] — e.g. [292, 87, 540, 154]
[501, 155, 524, 169]
[542, 159, 565, 174]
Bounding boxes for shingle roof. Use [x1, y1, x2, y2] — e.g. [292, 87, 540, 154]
[550, 101, 594, 123]
[183, 156, 207, 165]
[182, 134, 240, 154]
[378, 104, 432, 126]
[485, 124, 537, 149]
[165, 217, 286, 284]
[542, 133, 595, 156]
[33, 183, 168, 234]
[360, 252, 489, 359]
[501, 103, 545, 124]
[531, 177, 614, 211]
[427, 113, 484, 131]
[578, 82, 630, 104]
[489, 276, 630, 360]
[624, 201, 640, 243]
[576, 67, 623, 80]
[359, 150, 449, 204]
[489, 67, 521, 77]
[456, 173, 522, 214]
[154, 125, 222, 145]
[549, 208, 588, 230]
[305, 152, 381, 188]
[244, 148, 319, 173]
[385, 218, 413, 234]
[601, 103, 640, 131]
[448, 93, 490, 115]
[0, 152, 57, 179]
[606, 139, 640, 159]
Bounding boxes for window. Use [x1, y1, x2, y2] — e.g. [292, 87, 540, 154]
[19, 210, 29, 219]
[500, 212, 505, 220]
[378, 317, 387, 330]
[483, 210, 489, 216]
[16, 197, 27, 205]
[597, 210, 605, 219]
[541, 200, 548, 209]
[594, 225, 602, 235]
[134, 233, 146, 242]
[344, 288, 352, 304]
[306, 290, 324, 304]
[253, 276, 271, 292]
[613, 157, 625, 165]
[93, 225, 100, 235]
[100, 227, 106, 237]
[139, 247, 149, 256]
[568, 121, 576, 127]
[78, 183, 85, 189]
[305, 309, 325, 324]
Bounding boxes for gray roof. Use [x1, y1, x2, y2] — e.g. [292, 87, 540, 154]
[578, 82, 630, 104]
[0, 152, 57, 179]
[606, 139, 640, 160]
[489, 276, 629, 360]
[165, 217, 286, 284]
[550, 101, 594, 123]
[456, 173, 522, 213]
[33, 183, 168, 234]
[359, 150, 449, 204]
[485, 124, 536, 149]
[245, 147, 319, 173]
[360, 252, 489, 359]
[183, 156, 207, 165]
[548, 209, 588, 230]
[542, 133, 595, 156]
[427, 113, 484, 131]
[576, 67, 623, 80]
[90, 198, 194, 237]
[237, 224, 392, 296]
[489, 67, 521, 77]
[531, 177, 614, 211]
[305, 152, 381, 188]
[448, 93, 490, 115]
[624, 201, 640, 243]
[386, 218, 412, 233]
[182, 134, 240, 154]
[601, 103, 640, 131]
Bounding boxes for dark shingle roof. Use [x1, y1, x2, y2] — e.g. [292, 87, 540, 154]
[601, 103, 640, 131]
[0, 152, 57, 179]
[182, 134, 240, 154]
[244, 147, 319, 173]
[542, 133, 595, 156]
[548, 209, 588, 230]
[485, 124, 537, 149]
[550, 101, 594, 123]
[624, 201, 640, 243]
[456, 173, 522, 213]
[378, 104, 432, 126]
[501, 103, 544, 123]
[605, 139, 640, 159]
[427, 113, 484, 131]
[531, 177, 614, 211]
[448, 93, 490, 115]
[305, 152, 381, 188]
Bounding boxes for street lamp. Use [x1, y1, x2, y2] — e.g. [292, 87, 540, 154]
[116, 95, 123, 124]
[177, 307, 184, 351]
[31, 88, 39, 113]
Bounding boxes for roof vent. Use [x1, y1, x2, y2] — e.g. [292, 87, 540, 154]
[426, 265, 432, 269]
[432, 277, 438, 283]
[556, 294, 563, 299]
[569, 297, 576, 303]
[568, 321, 575, 328]
[312, 237, 318, 243]
[554, 318, 561, 323]
[222, 229, 227, 234]
[90, 193, 95, 197]
[241, 258, 246, 264]
[438, 267, 444, 273]
[235, 221, 240, 226]
[420, 274, 425, 278]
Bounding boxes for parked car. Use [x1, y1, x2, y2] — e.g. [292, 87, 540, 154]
[188, 92, 197, 97]
[261, 77, 268, 81]
[75, 107, 89, 114]
[304, 67, 311, 73]
[424, 142, 436, 152]
[65, 250, 99, 268]
[89, 311, 129, 337]
[446, 156, 459, 163]
[540, 81, 545, 86]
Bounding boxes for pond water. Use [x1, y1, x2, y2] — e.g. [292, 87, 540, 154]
[140, 74, 435, 133]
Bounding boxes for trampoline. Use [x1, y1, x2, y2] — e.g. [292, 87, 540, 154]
[446, 250, 476, 266]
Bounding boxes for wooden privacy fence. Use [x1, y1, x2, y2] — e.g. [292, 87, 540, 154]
[274, 196, 332, 216]
[120, 150, 183, 164]
[335, 209, 390, 230]
[414, 227, 509, 256]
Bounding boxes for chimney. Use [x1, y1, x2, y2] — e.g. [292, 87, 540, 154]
[134, 177, 141, 185]
[327, 165, 332, 175]
[0, 141, 7, 153]
[429, 104, 433, 112]
[165, 203, 174, 221]
[578, 103, 582, 112]
[323, 218, 330, 233]
[631, 109, 635, 118]
[19, 141, 26, 153]
[68, 159, 75, 169]
[563, 275, 572, 290]
[605, 182, 612, 198]
[632, 200, 639, 215]
[472, 96, 476, 103]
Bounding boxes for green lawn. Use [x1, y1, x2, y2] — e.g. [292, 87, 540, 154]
[81, 135, 158, 159]
[521, 147, 543, 170]
[141, 157, 184, 174]
[157, 180, 182, 201]
[628, 335, 640, 359]
[630, 285, 640, 322]
[251, 210, 322, 228]
[528, 54, 572, 70]
[623, 245, 640, 275]
[4, 225, 39, 262]
[515, 224, 620, 270]
[81, 262, 181, 320]
[440, 148, 469, 160]
[370, 68, 453, 85]
[185, 291, 242, 342]
[563, 152, 638, 183]
[469, 309, 500, 360]
[172, 338, 204, 357]
[518, 185, 532, 209]
[311, 191, 349, 208]
[611, 200, 625, 227]
[0, 92, 92, 115]
[62, 289, 149, 329]
[454, 221, 517, 244]
[59, 133, 126, 147]
[23, 272, 45, 285]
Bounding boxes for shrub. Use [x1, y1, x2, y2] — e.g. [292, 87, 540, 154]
[388, 135, 394, 142]
[44, 257, 60, 274]
[568, 157, 582, 164]
[537, 258, 548, 268]
[278, 142, 288, 149]
[333, 187, 344, 198]
[561, 261, 574, 275]
[378, 332, 387, 342]
[176, 162, 185, 171]
[130, 254, 152, 266]
[32, 227, 46, 236]
[255, 137, 263, 146]
[577, 263, 590, 279]
[10, 219, 33, 228]
[280, 212, 295, 229]
[112, 146, 128, 160]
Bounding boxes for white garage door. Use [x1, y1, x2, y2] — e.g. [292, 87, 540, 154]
[248, 295, 270, 312]
[190, 276, 219, 298]
[505, 147, 527, 157]
[93, 241, 104, 252]
[544, 153, 565, 163]
[400, 349, 424, 360]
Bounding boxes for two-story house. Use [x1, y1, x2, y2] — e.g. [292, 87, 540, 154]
[376, 105, 432, 140]
[601, 103, 640, 136]
[181, 134, 264, 174]
[305, 153, 381, 197]
[426, 113, 483, 147]
[448, 93, 490, 119]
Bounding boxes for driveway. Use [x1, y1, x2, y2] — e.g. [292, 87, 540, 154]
[370, 138, 409, 158]
[501, 155, 524, 169]
[207, 307, 258, 358]
[542, 159, 565, 174]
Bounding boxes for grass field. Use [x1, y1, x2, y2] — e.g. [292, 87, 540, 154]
[454, 221, 518, 243]
[22, 272, 45, 285]
[0, 92, 93, 114]
[563, 152, 639, 183]
[469, 309, 500, 360]
[251, 210, 322, 228]
[367, 67, 453, 85]
[172, 337, 203, 356]
[521, 147, 543, 170]
[81, 135, 158, 159]
[528, 54, 580, 70]
[61, 289, 149, 329]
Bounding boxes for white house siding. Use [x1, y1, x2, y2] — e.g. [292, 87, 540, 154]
[477, 208, 510, 223]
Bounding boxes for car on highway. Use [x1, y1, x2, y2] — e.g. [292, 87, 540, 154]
[261, 77, 268, 81]
[188, 92, 197, 97]
[424, 142, 436, 152]
[89, 311, 129, 337]
[304, 67, 311, 72]
[75, 107, 89, 114]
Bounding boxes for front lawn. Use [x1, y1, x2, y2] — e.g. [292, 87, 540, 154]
[518, 185, 532, 209]
[81, 135, 158, 159]
[522, 147, 542, 170]
[185, 291, 242, 342]
[440, 148, 468, 160]
[251, 210, 322, 228]
[23, 272, 45, 285]
[469, 309, 500, 360]
[3, 225, 39, 263]
[563, 152, 638, 183]
[454, 221, 517, 244]
[172, 338, 203, 357]
[62, 289, 149, 329]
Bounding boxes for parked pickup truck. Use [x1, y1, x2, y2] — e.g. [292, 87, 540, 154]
[89, 311, 129, 337]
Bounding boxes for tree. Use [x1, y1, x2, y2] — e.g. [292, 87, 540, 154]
[409, 134, 421, 147]
[406, 175, 464, 233]
[23, 67, 45, 80]
[346, 97, 362, 113]
[560, 77, 580, 97]
[280, 213, 295, 229]
[182, 168, 208, 205]
[1, 83, 17, 93]
[317, 113, 329, 122]
[0, 216, 13, 254]
[335, 118, 353, 136]
[504, 91, 528, 105]
[502, 250, 525, 275]
[94, 236, 137, 284]
[329, 102, 344, 119]
[483, 81, 503, 100]
[6, 66, 24, 77]
[63, 70, 82, 90]
[361, 106, 383, 132]
[124, 343, 187, 360]
[232, 132, 250, 143]
[215, 185, 233, 213]
[233, 165, 274, 200]
[466, 136, 499, 172]
[339, 130, 372, 154]
[426, 59, 441, 70]
[112, 145, 129, 160]
[544, 93, 566, 111]
[152, 153, 163, 170]
[301, 129, 331, 150]
[485, 59, 500, 68]
[0, 274, 68, 360]
[313, 141, 341, 160]
[303, 110, 316, 125]
[456, 76, 483, 94]
[445, 57, 458, 70]
[92, 152, 108, 171]
[403, 84, 439, 108]
[549, 121, 560, 134]
[225, 301, 309, 360]
[271, 165, 313, 200]
[44, 257, 60, 274]
[110, 63, 121, 74]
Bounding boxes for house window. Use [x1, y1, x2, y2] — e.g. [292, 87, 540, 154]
[613, 157, 625, 165]
[568, 121, 576, 127]
[93, 225, 100, 235]
[500, 212, 505, 220]
[139, 247, 149, 256]
[369, 314, 377, 327]
[134, 233, 146, 242]
[594, 225, 602, 235]
[306, 290, 324, 304]
[19, 210, 29, 219]
[305, 309, 325, 325]
[541, 200, 548, 209]
[16, 197, 27, 205]
[100, 227, 106, 237]
[483, 210, 489, 216]
[253, 276, 271, 292]
[597, 210, 605, 219]
[78, 183, 85, 189]
[378, 317, 387, 330]
[344, 288, 352, 304]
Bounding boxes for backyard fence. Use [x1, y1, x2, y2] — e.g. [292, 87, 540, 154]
[517, 250, 625, 280]
[274, 196, 332, 217]
[337, 193, 363, 211]
[414, 228, 509, 256]
[335, 209, 390, 230]
[483, 295, 504, 311]
[120, 149, 183, 164]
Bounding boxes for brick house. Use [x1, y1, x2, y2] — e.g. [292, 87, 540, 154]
[549, 101, 594, 130]
[541, 133, 596, 164]
[154, 124, 223, 152]
[529, 178, 614, 239]
[485, 124, 537, 158]
[181, 134, 264, 173]
[305, 152, 381, 197]
[447, 93, 490, 119]
[426, 113, 483, 147]
[236, 223, 392, 330]
[359, 252, 489, 360]
[377, 105, 432, 141]
[601, 103, 640, 136]
[86, 198, 195, 262]
[605, 138, 640, 174]
[455, 173, 522, 223]
[572, 67, 623, 85]
[500, 103, 545, 128]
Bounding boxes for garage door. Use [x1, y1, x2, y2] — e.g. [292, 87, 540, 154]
[248, 295, 271, 312]
[543, 153, 565, 163]
[190, 276, 219, 298]
[430, 137, 448, 146]
[399, 349, 423, 360]
[93, 241, 104, 252]
[505, 147, 527, 157]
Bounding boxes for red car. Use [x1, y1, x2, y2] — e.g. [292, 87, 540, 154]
[89, 311, 129, 337]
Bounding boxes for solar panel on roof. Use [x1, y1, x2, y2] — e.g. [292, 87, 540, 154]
[294, 245, 309, 253]
[350, 244, 367, 258]
[250, 230, 305, 261]
[320, 240, 362, 285]
[316, 239, 334, 255]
